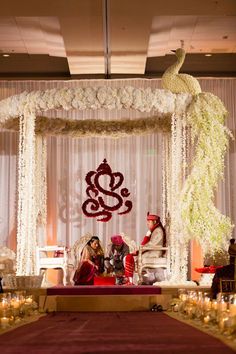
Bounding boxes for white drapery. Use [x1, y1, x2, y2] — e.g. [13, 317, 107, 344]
[0, 78, 235, 253]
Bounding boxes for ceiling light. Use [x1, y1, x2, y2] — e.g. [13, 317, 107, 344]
[205, 54, 212, 57]
[3, 54, 10, 57]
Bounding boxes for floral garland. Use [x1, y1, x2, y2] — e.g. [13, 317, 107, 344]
[2, 115, 171, 137]
[168, 112, 189, 282]
[0, 87, 192, 124]
[180, 92, 234, 254]
[35, 135, 47, 225]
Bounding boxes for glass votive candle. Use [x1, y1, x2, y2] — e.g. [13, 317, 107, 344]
[0, 316, 10, 329]
[229, 295, 236, 317]
[211, 300, 218, 311]
[219, 311, 230, 333]
[217, 296, 228, 313]
[25, 295, 33, 305]
[0, 298, 9, 311]
[203, 314, 211, 325]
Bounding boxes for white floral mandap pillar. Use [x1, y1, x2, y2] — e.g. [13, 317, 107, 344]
[16, 111, 37, 275]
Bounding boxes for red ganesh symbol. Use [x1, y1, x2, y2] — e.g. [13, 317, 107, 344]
[82, 159, 132, 222]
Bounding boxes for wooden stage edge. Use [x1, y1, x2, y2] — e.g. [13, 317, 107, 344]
[4, 285, 210, 312]
[6, 284, 210, 312]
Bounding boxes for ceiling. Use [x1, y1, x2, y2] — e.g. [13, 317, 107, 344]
[0, 0, 236, 79]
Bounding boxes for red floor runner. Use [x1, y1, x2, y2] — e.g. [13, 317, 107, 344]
[0, 312, 234, 354]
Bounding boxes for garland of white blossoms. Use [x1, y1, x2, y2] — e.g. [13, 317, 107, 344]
[3, 115, 171, 137]
[0, 87, 192, 123]
[169, 113, 189, 282]
[179, 92, 234, 254]
[35, 135, 47, 226]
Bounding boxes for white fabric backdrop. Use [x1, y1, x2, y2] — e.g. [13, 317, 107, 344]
[0, 78, 235, 251]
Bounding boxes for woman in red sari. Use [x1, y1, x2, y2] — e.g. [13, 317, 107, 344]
[73, 236, 104, 285]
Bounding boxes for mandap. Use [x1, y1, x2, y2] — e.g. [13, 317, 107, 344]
[0, 52, 233, 283]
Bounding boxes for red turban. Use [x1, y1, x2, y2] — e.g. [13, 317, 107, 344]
[147, 212, 160, 222]
[111, 235, 124, 246]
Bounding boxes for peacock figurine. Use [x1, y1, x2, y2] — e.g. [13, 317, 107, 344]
[161, 48, 202, 95]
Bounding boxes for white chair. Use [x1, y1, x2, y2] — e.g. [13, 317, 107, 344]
[138, 245, 168, 282]
[36, 245, 68, 286]
[137, 215, 171, 284]
[137, 245, 169, 283]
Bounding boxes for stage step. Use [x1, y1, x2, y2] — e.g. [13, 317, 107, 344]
[40, 294, 172, 312]
[39, 285, 211, 312]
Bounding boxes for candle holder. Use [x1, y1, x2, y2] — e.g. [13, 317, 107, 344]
[218, 310, 230, 334]
[0, 315, 10, 329]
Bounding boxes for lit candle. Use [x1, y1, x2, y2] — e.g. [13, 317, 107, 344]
[212, 300, 218, 310]
[219, 301, 227, 312]
[1, 299, 8, 310]
[204, 298, 211, 311]
[203, 315, 210, 324]
[229, 303, 236, 317]
[25, 297, 33, 304]
[219, 316, 229, 332]
[11, 300, 20, 309]
[1, 317, 9, 329]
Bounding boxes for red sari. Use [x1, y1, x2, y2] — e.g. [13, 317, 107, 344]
[73, 245, 104, 285]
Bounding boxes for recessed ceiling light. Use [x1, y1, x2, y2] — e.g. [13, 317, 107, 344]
[3, 54, 10, 57]
[205, 54, 212, 57]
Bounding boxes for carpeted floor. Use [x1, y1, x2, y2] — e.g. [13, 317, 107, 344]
[0, 312, 234, 354]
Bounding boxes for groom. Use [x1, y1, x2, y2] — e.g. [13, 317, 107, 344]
[137, 212, 166, 284]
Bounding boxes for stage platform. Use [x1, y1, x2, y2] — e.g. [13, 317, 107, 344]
[37, 284, 211, 312]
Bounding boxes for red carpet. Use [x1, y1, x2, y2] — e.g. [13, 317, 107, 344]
[47, 285, 162, 296]
[0, 312, 234, 354]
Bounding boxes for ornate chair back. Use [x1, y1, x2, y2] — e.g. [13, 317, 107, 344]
[68, 233, 93, 270]
[219, 279, 236, 294]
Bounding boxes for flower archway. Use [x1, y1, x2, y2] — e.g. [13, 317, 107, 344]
[0, 70, 233, 282]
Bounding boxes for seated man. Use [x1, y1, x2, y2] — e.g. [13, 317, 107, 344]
[228, 238, 236, 264]
[105, 235, 134, 285]
[211, 263, 235, 299]
[139, 212, 166, 284]
[141, 212, 166, 253]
